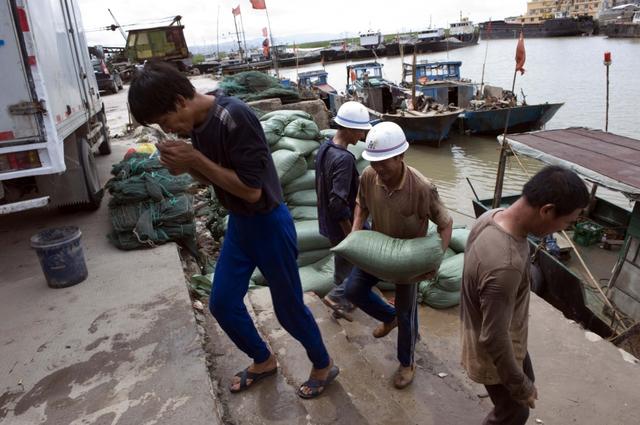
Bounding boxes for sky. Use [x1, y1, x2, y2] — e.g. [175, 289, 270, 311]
[78, 0, 526, 49]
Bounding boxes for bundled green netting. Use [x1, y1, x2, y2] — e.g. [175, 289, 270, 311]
[108, 194, 195, 250]
[218, 71, 300, 103]
[110, 153, 166, 180]
[109, 195, 193, 232]
[107, 154, 197, 252]
[106, 169, 194, 206]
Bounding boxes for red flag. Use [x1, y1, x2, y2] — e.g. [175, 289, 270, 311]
[232, 5, 240, 16]
[515, 31, 526, 75]
[250, 0, 266, 9]
[262, 27, 268, 37]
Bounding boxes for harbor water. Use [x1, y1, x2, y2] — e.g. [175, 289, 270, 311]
[280, 36, 640, 222]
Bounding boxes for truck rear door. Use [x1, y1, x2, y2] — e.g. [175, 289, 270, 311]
[0, 0, 43, 148]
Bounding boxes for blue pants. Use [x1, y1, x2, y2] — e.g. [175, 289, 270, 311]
[345, 267, 419, 367]
[209, 204, 330, 369]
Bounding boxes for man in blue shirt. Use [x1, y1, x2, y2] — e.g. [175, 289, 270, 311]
[128, 62, 338, 399]
[315, 101, 371, 321]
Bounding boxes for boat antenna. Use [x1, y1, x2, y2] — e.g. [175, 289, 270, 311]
[479, 18, 491, 97]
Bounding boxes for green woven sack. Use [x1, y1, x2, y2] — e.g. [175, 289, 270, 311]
[272, 137, 320, 156]
[261, 117, 287, 146]
[347, 141, 367, 161]
[283, 118, 320, 140]
[419, 280, 460, 309]
[356, 159, 370, 175]
[299, 255, 335, 296]
[296, 220, 331, 252]
[298, 249, 331, 267]
[443, 248, 457, 260]
[332, 230, 443, 283]
[289, 206, 318, 221]
[319, 129, 337, 140]
[260, 110, 312, 123]
[271, 149, 307, 185]
[286, 190, 318, 207]
[283, 170, 315, 195]
[450, 228, 470, 253]
[434, 253, 464, 292]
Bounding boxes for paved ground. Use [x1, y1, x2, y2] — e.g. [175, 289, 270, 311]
[0, 139, 222, 424]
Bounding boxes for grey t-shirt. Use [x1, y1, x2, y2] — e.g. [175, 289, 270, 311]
[460, 209, 534, 400]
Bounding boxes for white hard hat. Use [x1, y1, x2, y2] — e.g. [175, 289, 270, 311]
[334, 101, 372, 130]
[362, 122, 409, 162]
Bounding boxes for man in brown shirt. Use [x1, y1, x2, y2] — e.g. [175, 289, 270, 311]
[461, 165, 589, 424]
[345, 122, 453, 389]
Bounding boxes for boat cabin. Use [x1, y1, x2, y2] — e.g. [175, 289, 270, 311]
[402, 60, 475, 108]
[449, 17, 475, 36]
[359, 31, 383, 48]
[475, 128, 640, 356]
[348, 62, 385, 85]
[417, 28, 445, 41]
[297, 70, 336, 108]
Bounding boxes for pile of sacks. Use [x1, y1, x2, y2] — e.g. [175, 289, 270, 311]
[243, 110, 370, 296]
[106, 151, 197, 252]
[417, 228, 469, 309]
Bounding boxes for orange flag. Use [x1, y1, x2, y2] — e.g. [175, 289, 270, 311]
[515, 31, 526, 75]
[250, 0, 266, 9]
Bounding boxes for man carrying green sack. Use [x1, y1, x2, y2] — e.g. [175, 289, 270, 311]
[345, 122, 453, 389]
[316, 101, 371, 321]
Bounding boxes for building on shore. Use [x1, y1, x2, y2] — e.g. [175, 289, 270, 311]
[519, 0, 605, 23]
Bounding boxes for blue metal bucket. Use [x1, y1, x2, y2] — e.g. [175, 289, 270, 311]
[30, 226, 88, 288]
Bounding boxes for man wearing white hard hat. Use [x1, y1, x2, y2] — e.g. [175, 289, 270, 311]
[345, 121, 453, 389]
[316, 101, 371, 321]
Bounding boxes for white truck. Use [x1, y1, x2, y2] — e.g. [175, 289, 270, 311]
[0, 0, 110, 213]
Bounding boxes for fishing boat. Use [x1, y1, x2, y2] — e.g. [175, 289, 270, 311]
[337, 62, 462, 145]
[474, 128, 640, 356]
[402, 60, 563, 135]
[296, 69, 336, 109]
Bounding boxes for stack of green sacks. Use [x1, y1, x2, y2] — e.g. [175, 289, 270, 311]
[239, 110, 330, 295]
[418, 227, 470, 309]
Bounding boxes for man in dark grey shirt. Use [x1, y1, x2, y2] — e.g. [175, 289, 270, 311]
[315, 101, 371, 320]
[128, 62, 338, 399]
